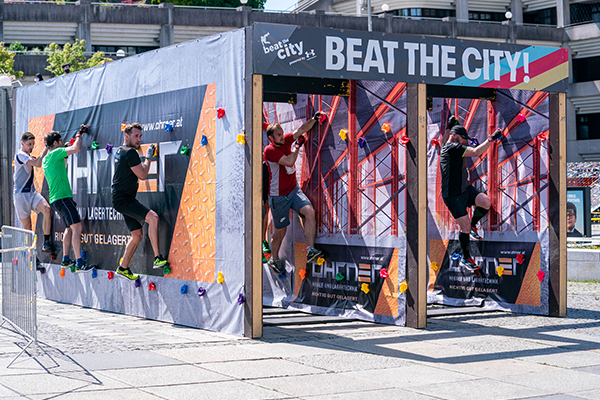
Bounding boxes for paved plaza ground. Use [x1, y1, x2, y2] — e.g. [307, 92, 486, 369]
[0, 281, 599, 399]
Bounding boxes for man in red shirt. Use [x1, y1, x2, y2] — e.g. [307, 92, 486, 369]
[264, 112, 325, 275]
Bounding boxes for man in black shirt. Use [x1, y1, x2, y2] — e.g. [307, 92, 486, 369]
[112, 123, 169, 280]
[440, 116, 502, 271]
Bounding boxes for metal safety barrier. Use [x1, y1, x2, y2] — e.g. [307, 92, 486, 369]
[0, 225, 38, 367]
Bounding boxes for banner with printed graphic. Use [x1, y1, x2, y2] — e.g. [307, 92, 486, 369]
[262, 84, 407, 326]
[253, 22, 569, 93]
[15, 29, 247, 335]
[426, 90, 550, 314]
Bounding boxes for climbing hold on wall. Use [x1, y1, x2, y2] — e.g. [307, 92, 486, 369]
[135, 278, 141, 288]
[121, 123, 127, 132]
[379, 268, 389, 279]
[538, 132, 548, 141]
[299, 269, 307, 280]
[105, 144, 113, 154]
[91, 269, 98, 279]
[451, 253, 461, 262]
[236, 134, 245, 145]
[180, 284, 188, 294]
[399, 281, 408, 293]
[357, 137, 366, 148]
[180, 145, 190, 155]
[361, 283, 370, 294]
[496, 266, 505, 276]
[517, 113, 526, 122]
[431, 138, 440, 147]
[237, 293, 245, 305]
[381, 123, 391, 133]
[165, 123, 173, 132]
[217, 272, 224, 284]
[163, 264, 171, 274]
[399, 135, 410, 145]
[339, 129, 347, 141]
[12, 258, 17, 266]
[201, 134, 208, 146]
[469, 138, 479, 146]
[149, 282, 156, 291]
[316, 257, 325, 266]
[537, 270, 545, 282]
[69, 138, 75, 146]
[278, 274, 286, 279]
[318, 113, 327, 123]
[198, 287, 206, 296]
[336, 272, 344, 281]
[430, 262, 439, 271]
[91, 141, 99, 150]
[516, 253, 524, 264]
[217, 108, 225, 119]
[59, 269, 65, 277]
[107, 271, 114, 280]
[263, 122, 269, 130]
[70, 264, 76, 273]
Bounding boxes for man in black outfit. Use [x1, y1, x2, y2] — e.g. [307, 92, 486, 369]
[440, 116, 503, 271]
[112, 123, 169, 280]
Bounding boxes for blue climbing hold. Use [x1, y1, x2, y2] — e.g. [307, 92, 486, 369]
[180, 284, 188, 294]
[201, 134, 208, 146]
[278, 274, 286, 279]
[91, 269, 98, 279]
[451, 253, 461, 261]
[165, 123, 173, 132]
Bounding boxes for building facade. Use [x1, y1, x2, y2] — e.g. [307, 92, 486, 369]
[1, 0, 597, 161]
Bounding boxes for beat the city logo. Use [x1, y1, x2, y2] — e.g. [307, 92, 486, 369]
[260, 32, 316, 65]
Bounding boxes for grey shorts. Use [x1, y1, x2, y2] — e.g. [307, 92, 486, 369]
[268, 187, 312, 230]
[14, 191, 45, 221]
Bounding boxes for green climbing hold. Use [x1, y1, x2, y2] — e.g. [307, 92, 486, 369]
[180, 145, 190, 155]
[336, 272, 344, 281]
[91, 141, 99, 150]
[163, 264, 171, 274]
[70, 264, 76, 273]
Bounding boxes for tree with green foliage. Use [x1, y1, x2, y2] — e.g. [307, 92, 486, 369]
[8, 42, 27, 54]
[45, 39, 113, 76]
[150, 0, 266, 7]
[0, 43, 24, 80]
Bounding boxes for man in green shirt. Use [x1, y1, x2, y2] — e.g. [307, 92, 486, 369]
[42, 127, 92, 272]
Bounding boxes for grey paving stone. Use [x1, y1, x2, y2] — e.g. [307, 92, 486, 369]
[410, 378, 552, 400]
[97, 364, 232, 387]
[0, 383, 20, 397]
[246, 341, 344, 358]
[200, 358, 326, 379]
[0, 370, 130, 395]
[571, 389, 600, 400]
[513, 395, 589, 400]
[344, 364, 474, 388]
[287, 351, 412, 372]
[152, 344, 269, 364]
[573, 365, 600, 375]
[68, 350, 184, 371]
[517, 350, 600, 369]
[300, 387, 439, 400]
[27, 388, 163, 400]
[496, 368, 600, 393]
[423, 357, 558, 377]
[251, 372, 395, 397]
[144, 380, 284, 400]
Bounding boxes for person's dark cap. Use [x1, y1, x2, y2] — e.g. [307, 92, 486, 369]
[62, 63, 70, 68]
[450, 125, 470, 140]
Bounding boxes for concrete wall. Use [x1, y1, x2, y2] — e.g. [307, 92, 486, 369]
[568, 249, 600, 281]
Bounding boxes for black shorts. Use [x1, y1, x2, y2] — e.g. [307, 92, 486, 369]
[51, 198, 81, 228]
[443, 185, 482, 219]
[114, 198, 150, 232]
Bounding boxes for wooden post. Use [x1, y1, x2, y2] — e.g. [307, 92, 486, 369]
[548, 92, 567, 317]
[405, 83, 427, 328]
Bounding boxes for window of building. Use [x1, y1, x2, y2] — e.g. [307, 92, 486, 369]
[573, 56, 600, 83]
[570, 2, 600, 25]
[92, 45, 158, 55]
[468, 11, 504, 21]
[576, 114, 600, 140]
[523, 7, 557, 25]
[396, 8, 454, 18]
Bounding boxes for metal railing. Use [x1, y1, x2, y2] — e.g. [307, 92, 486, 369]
[0, 226, 38, 367]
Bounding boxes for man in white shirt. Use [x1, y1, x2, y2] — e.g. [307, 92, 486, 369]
[13, 131, 54, 253]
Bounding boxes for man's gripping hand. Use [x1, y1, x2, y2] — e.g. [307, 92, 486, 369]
[446, 115, 459, 130]
[76, 124, 89, 137]
[313, 111, 327, 123]
[294, 135, 306, 149]
[146, 144, 157, 160]
[489, 129, 503, 142]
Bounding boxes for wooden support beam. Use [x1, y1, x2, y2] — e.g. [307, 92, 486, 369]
[405, 83, 427, 328]
[548, 92, 567, 317]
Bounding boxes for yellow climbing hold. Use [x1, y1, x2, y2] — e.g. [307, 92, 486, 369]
[431, 262, 439, 271]
[496, 266, 504, 276]
[361, 283, 370, 294]
[236, 134, 245, 145]
[399, 280, 408, 293]
[317, 257, 325, 266]
[339, 129, 347, 141]
[217, 271, 224, 284]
